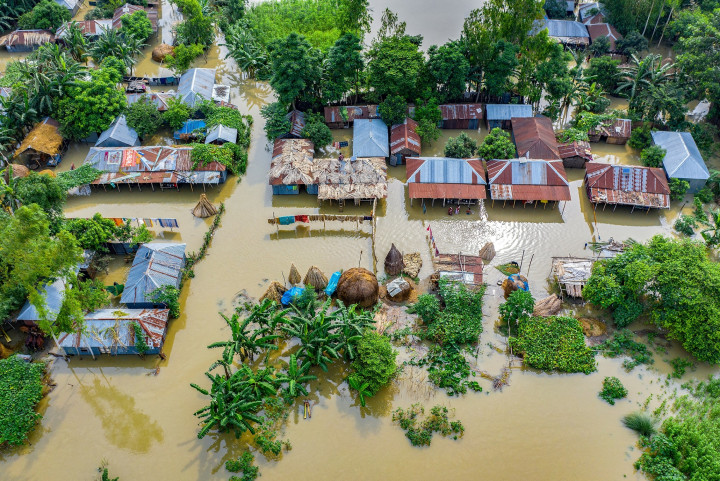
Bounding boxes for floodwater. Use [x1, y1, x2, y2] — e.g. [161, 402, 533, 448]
[2, 3, 719, 481]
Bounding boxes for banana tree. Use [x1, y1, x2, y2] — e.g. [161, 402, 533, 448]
[275, 354, 316, 398]
[348, 376, 372, 407]
[283, 299, 341, 372]
[331, 300, 375, 361]
[701, 210, 720, 248]
[208, 307, 280, 363]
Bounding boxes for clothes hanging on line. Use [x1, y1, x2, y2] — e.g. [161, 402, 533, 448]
[278, 216, 295, 225]
[295, 215, 309, 223]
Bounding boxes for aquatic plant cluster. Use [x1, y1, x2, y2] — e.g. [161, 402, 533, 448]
[599, 377, 627, 405]
[0, 356, 46, 446]
[392, 404, 465, 447]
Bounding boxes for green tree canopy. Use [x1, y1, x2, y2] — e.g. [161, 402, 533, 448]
[125, 97, 162, 139]
[14, 173, 67, 232]
[444, 132, 478, 158]
[18, 0, 71, 30]
[477, 128, 516, 159]
[267, 33, 322, 108]
[164, 43, 203, 75]
[413, 97, 442, 144]
[378, 94, 407, 126]
[162, 97, 192, 131]
[348, 330, 397, 396]
[324, 33, 364, 104]
[301, 113, 333, 149]
[260, 102, 291, 141]
[425, 41, 470, 103]
[367, 35, 425, 101]
[585, 56, 621, 93]
[640, 145, 666, 167]
[120, 10, 153, 43]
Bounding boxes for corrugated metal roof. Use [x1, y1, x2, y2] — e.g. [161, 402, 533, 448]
[127, 92, 174, 112]
[54, 0, 80, 10]
[112, 4, 158, 32]
[579, 2, 605, 21]
[652, 131, 709, 181]
[286, 110, 306, 138]
[490, 184, 571, 201]
[57, 20, 112, 38]
[585, 162, 670, 208]
[353, 119, 389, 158]
[406, 157, 486, 185]
[558, 140, 593, 161]
[540, 19, 590, 38]
[486, 104, 533, 121]
[324, 105, 379, 123]
[96, 115, 140, 148]
[205, 124, 237, 144]
[390, 118, 421, 155]
[0, 30, 55, 47]
[586, 23, 622, 49]
[487, 159, 571, 200]
[177, 68, 216, 108]
[590, 118, 631, 139]
[439, 104, 483, 120]
[121, 243, 186, 305]
[408, 183, 487, 199]
[512, 116, 560, 159]
[58, 309, 170, 352]
[16, 277, 69, 322]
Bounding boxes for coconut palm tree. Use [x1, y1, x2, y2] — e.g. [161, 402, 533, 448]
[275, 354, 316, 398]
[62, 22, 89, 63]
[616, 53, 674, 115]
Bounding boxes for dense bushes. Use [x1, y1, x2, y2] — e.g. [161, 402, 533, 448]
[348, 330, 397, 396]
[510, 316, 596, 374]
[0, 356, 46, 446]
[599, 376, 627, 404]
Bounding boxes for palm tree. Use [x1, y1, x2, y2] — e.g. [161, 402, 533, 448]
[208, 307, 279, 363]
[221, 26, 267, 79]
[616, 54, 674, 115]
[91, 30, 145, 75]
[701, 210, 720, 248]
[62, 22, 89, 63]
[275, 354, 316, 398]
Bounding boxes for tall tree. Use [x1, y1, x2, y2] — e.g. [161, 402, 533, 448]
[267, 33, 322, 109]
[425, 41, 470, 102]
[367, 35, 425, 101]
[324, 33, 363, 103]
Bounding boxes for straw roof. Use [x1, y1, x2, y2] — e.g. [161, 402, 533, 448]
[269, 139, 316, 186]
[192, 193, 218, 218]
[337, 267, 379, 308]
[15, 118, 63, 157]
[260, 281, 286, 304]
[5, 164, 29, 179]
[533, 294, 562, 317]
[402, 252, 422, 278]
[479, 242, 496, 262]
[316, 157, 388, 200]
[304, 266, 328, 290]
[288, 264, 301, 285]
[384, 244, 404, 276]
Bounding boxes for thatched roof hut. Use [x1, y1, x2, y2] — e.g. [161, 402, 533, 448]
[315, 157, 388, 200]
[288, 264, 301, 285]
[14, 118, 63, 161]
[337, 267, 379, 308]
[304, 266, 328, 290]
[260, 281, 286, 304]
[402, 252, 422, 278]
[384, 243, 404, 276]
[192, 194, 218, 218]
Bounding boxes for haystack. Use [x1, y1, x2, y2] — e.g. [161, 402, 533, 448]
[38, 169, 56, 177]
[337, 267, 379, 308]
[479, 242, 496, 262]
[152, 43, 174, 62]
[192, 194, 218, 218]
[533, 294, 562, 317]
[288, 264, 301, 285]
[14, 118, 63, 158]
[4, 164, 29, 180]
[402, 252, 422, 278]
[384, 243, 404, 276]
[304, 266, 328, 290]
[501, 275, 528, 299]
[260, 281, 286, 304]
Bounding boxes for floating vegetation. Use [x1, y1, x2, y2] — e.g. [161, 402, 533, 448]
[599, 376, 627, 405]
[596, 330, 654, 371]
[392, 404, 464, 447]
[495, 263, 520, 276]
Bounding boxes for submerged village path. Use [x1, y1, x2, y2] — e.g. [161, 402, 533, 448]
[2, 1, 719, 480]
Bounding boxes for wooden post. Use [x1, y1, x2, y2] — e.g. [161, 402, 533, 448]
[526, 254, 535, 277]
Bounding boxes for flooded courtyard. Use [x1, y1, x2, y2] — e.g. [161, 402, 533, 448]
[1, 1, 718, 480]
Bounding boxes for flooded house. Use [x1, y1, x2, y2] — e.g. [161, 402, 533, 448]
[269, 138, 317, 195]
[14, 117, 65, 168]
[588, 118, 631, 144]
[283, 110, 306, 139]
[584, 162, 671, 210]
[15, 276, 72, 324]
[586, 22, 622, 50]
[550, 257, 594, 298]
[126, 92, 174, 112]
[557, 139, 593, 168]
[579, 2, 606, 24]
[0, 30, 55, 52]
[535, 19, 590, 47]
[405, 157, 487, 205]
[438, 103, 483, 129]
[486, 104, 533, 130]
[173, 119, 206, 141]
[83, 146, 228, 189]
[95, 115, 140, 148]
[112, 4, 159, 33]
[389, 118, 421, 166]
[486, 158, 571, 205]
[316, 157, 388, 205]
[177, 68, 216, 108]
[651, 131, 709, 194]
[58, 309, 170, 356]
[54, 0, 81, 15]
[324, 105, 379, 128]
[120, 243, 186, 309]
[353, 119, 389, 160]
[56, 20, 112, 40]
[205, 124, 237, 145]
[511, 116, 560, 160]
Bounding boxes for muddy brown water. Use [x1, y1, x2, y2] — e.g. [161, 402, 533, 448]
[2, 3, 720, 480]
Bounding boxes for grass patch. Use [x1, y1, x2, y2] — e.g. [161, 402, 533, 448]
[623, 412, 657, 437]
[496, 263, 520, 276]
[0, 356, 46, 446]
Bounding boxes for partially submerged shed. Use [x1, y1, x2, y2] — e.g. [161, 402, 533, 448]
[390, 118, 421, 166]
[96, 115, 140, 148]
[205, 124, 237, 145]
[405, 157, 487, 204]
[353, 119, 389, 159]
[486, 158, 571, 204]
[58, 309, 170, 356]
[551, 257, 594, 298]
[439, 104, 483, 129]
[588, 118, 631, 144]
[511, 116, 560, 160]
[284, 110, 306, 139]
[557, 140, 593, 168]
[584, 162, 670, 210]
[324, 105, 379, 128]
[177, 68, 216, 108]
[486, 104, 533, 130]
[652, 131, 709, 194]
[14, 117, 64, 167]
[126, 92, 174, 112]
[0, 30, 55, 52]
[174, 119, 206, 141]
[120, 243, 186, 309]
[269, 138, 317, 195]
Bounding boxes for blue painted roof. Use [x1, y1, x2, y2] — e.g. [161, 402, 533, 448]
[486, 104, 533, 121]
[120, 243, 186, 305]
[174, 119, 206, 139]
[96, 115, 140, 147]
[353, 119, 389, 158]
[177, 68, 215, 108]
[652, 131, 709, 181]
[407, 157, 486, 185]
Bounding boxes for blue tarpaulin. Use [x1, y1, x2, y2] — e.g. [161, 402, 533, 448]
[508, 274, 529, 291]
[281, 286, 305, 306]
[325, 271, 341, 296]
